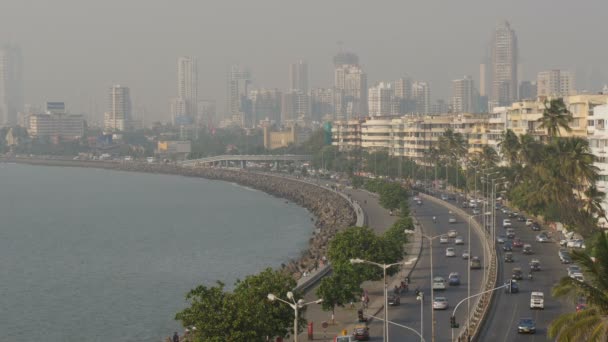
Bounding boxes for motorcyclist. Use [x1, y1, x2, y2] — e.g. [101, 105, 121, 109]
[433, 216, 437, 223]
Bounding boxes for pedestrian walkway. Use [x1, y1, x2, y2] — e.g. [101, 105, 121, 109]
[298, 214, 423, 340]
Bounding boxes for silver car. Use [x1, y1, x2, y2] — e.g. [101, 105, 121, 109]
[454, 236, 465, 245]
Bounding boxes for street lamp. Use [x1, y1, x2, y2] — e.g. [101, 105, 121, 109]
[406, 227, 444, 342]
[416, 291, 424, 342]
[466, 211, 491, 339]
[363, 312, 426, 342]
[350, 257, 415, 342]
[267, 292, 322, 342]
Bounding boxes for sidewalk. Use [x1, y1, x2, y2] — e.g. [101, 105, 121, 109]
[298, 216, 423, 340]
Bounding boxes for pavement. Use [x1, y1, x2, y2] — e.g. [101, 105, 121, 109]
[298, 187, 422, 341]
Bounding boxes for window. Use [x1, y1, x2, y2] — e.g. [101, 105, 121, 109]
[588, 120, 595, 127]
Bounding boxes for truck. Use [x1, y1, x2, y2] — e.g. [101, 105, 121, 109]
[530, 292, 544, 309]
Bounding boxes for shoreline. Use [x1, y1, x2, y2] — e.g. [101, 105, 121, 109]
[3, 157, 357, 280]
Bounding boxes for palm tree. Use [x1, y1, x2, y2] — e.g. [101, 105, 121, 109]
[498, 129, 521, 166]
[582, 185, 607, 220]
[549, 233, 608, 341]
[555, 137, 599, 190]
[538, 98, 574, 138]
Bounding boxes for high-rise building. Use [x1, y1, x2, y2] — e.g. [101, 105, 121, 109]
[0, 44, 23, 126]
[334, 54, 367, 119]
[394, 77, 412, 100]
[537, 70, 575, 97]
[281, 90, 310, 125]
[104, 85, 132, 132]
[368, 82, 394, 116]
[490, 21, 518, 109]
[176, 56, 198, 120]
[289, 60, 308, 93]
[227, 65, 252, 127]
[519, 81, 537, 100]
[197, 100, 217, 128]
[250, 88, 282, 125]
[412, 81, 431, 114]
[310, 88, 334, 122]
[479, 63, 487, 97]
[451, 76, 475, 113]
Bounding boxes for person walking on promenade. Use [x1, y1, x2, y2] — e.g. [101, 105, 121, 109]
[173, 332, 179, 342]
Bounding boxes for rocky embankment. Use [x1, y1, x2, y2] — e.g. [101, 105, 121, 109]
[6, 158, 356, 280]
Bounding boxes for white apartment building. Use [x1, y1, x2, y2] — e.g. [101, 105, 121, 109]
[412, 82, 431, 114]
[29, 113, 85, 140]
[587, 102, 608, 226]
[451, 76, 475, 113]
[361, 117, 392, 151]
[537, 69, 575, 98]
[104, 85, 132, 132]
[368, 82, 394, 116]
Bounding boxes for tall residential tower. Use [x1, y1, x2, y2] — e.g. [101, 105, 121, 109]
[0, 44, 23, 126]
[490, 21, 518, 110]
[104, 85, 132, 132]
[289, 60, 308, 93]
[175, 56, 198, 122]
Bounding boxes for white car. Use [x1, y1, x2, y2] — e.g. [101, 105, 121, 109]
[503, 219, 512, 228]
[462, 250, 470, 259]
[536, 233, 549, 243]
[567, 239, 586, 249]
[567, 265, 581, 277]
[446, 247, 456, 257]
[525, 219, 533, 227]
[440, 235, 449, 244]
[496, 235, 506, 244]
[530, 292, 544, 309]
[449, 217, 457, 224]
[472, 208, 481, 215]
[432, 276, 446, 290]
[433, 296, 449, 310]
[572, 273, 585, 282]
[447, 229, 458, 238]
[454, 236, 465, 245]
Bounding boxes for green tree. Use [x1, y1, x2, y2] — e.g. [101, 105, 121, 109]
[316, 269, 361, 319]
[538, 98, 573, 139]
[378, 183, 409, 211]
[549, 233, 608, 341]
[498, 129, 520, 165]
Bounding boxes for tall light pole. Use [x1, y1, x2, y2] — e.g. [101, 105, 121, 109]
[363, 312, 426, 342]
[466, 211, 491, 338]
[416, 291, 424, 342]
[406, 228, 444, 342]
[490, 177, 506, 245]
[350, 258, 413, 342]
[267, 292, 322, 342]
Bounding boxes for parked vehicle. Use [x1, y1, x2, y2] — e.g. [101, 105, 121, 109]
[559, 249, 572, 264]
[567, 265, 582, 278]
[353, 324, 370, 341]
[531, 222, 541, 231]
[567, 239, 586, 249]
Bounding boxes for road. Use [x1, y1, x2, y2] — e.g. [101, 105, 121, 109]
[374, 195, 486, 342]
[477, 208, 571, 341]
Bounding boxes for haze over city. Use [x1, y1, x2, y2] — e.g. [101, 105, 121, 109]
[2, 0, 607, 122]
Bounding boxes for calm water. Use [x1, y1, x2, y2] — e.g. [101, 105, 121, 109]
[0, 163, 314, 341]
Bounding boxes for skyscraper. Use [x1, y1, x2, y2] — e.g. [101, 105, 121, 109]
[177, 56, 198, 120]
[227, 65, 252, 127]
[519, 81, 537, 100]
[104, 85, 131, 132]
[368, 82, 394, 116]
[250, 88, 282, 125]
[537, 70, 575, 97]
[334, 52, 367, 119]
[0, 44, 23, 126]
[289, 60, 308, 93]
[310, 88, 334, 122]
[412, 81, 431, 114]
[490, 21, 518, 109]
[451, 76, 475, 113]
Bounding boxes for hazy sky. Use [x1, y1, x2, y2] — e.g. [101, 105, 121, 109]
[2, 0, 607, 122]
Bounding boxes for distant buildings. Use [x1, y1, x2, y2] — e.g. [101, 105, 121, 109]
[412, 81, 431, 114]
[519, 81, 537, 100]
[310, 88, 334, 122]
[104, 85, 132, 132]
[368, 82, 394, 116]
[262, 124, 311, 150]
[0, 44, 23, 126]
[227, 65, 252, 127]
[250, 88, 282, 125]
[490, 21, 518, 110]
[172, 56, 198, 124]
[289, 60, 308, 93]
[537, 70, 575, 97]
[451, 76, 475, 113]
[28, 102, 85, 140]
[281, 90, 310, 125]
[334, 52, 367, 120]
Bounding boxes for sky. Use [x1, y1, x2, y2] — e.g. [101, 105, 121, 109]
[2, 0, 607, 122]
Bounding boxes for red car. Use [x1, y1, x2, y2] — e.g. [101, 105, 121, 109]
[576, 303, 587, 312]
[513, 238, 524, 248]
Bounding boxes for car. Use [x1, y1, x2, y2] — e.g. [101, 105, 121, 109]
[433, 296, 449, 310]
[416, 200, 423, 206]
[462, 250, 470, 259]
[576, 303, 588, 312]
[525, 219, 534, 227]
[448, 217, 457, 224]
[448, 194, 456, 201]
[441, 194, 449, 201]
[447, 229, 458, 238]
[529, 259, 541, 272]
[517, 215, 526, 222]
[517, 317, 536, 334]
[454, 236, 465, 245]
[560, 250, 572, 264]
[387, 294, 400, 306]
[472, 208, 481, 215]
[503, 219, 512, 228]
[572, 273, 585, 282]
[531, 222, 541, 231]
[461, 202, 469, 208]
[439, 235, 449, 244]
[506, 279, 519, 293]
[504, 252, 514, 262]
[413, 196, 421, 202]
[503, 241, 513, 251]
[448, 272, 461, 285]
[470, 256, 482, 269]
[523, 244, 533, 254]
[513, 238, 524, 248]
[501, 207, 510, 214]
[509, 212, 519, 218]
[512, 267, 523, 280]
[567, 265, 582, 277]
[536, 233, 549, 243]
[567, 239, 586, 249]
[506, 228, 516, 238]
[353, 324, 370, 341]
[432, 276, 446, 290]
[530, 292, 544, 309]
[496, 235, 506, 244]
[445, 247, 456, 257]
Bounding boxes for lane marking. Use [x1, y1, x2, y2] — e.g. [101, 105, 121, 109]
[503, 301, 520, 342]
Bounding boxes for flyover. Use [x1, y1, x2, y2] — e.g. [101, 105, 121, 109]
[179, 154, 313, 167]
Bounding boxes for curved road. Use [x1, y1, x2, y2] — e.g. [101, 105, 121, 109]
[477, 209, 571, 341]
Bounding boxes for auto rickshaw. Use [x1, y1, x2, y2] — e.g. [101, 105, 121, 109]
[512, 267, 523, 280]
[504, 252, 514, 263]
[529, 259, 541, 272]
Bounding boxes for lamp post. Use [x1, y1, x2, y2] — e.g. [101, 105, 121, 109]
[363, 312, 426, 342]
[267, 292, 322, 342]
[466, 211, 491, 338]
[350, 258, 413, 342]
[416, 291, 424, 342]
[490, 178, 507, 244]
[450, 283, 510, 342]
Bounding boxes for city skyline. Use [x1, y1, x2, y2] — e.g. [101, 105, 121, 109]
[1, 0, 607, 122]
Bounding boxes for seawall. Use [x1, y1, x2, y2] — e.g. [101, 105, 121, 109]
[3, 158, 357, 280]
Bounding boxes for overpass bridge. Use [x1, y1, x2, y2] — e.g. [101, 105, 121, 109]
[179, 154, 313, 168]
